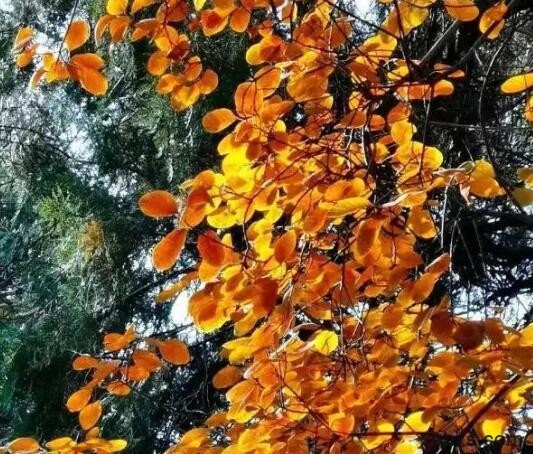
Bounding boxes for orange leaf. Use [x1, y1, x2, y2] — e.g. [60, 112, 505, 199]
[479, 2, 507, 40]
[274, 230, 296, 263]
[234, 81, 260, 117]
[65, 20, 90, 52]
[66, 387, 92, 412]
[152, 228, 187, 271]
[354, 218, 383, 257]
[133, 349, 162, 372]
[444, 0, 479, 21]
[79, 401, 102, 430]
[202, 108, 237, 133]
[13, 27, 34, 51]
[131, 0, 156, 14]
[230, 8, 251, 33]
[158, 339, 190, 365]
[70, 53, 106, 71]
[201, 10, 229, 36]
[139, 190, 179, 218]
[212, 365, 242, 389]
[454, 321, 485, 350]
[45, 438, 75, 450]
[78, 67, 108, 96]
[147, 51, 170, 76]
[198, 231, 226, 267]
[72, 355, 99, 370]
[106, 381, 131, 396]
[8, 438, 40, 453]
[407, 206, 437, 239]
[124, 365, 150, 381]
[198, 69, 219, 94]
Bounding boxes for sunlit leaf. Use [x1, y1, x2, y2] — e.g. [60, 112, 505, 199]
[202, 108, 237, 133]
[65, 20, 90, 52]
[312, 330, 338, 355]
[152, 228, 187, 271]
[79, 401, 102, 430]
[66, 387, 92, 412]
[212, 366, 242, 389]
[158, 339, 190, 365]
[139, 191, 179, 218]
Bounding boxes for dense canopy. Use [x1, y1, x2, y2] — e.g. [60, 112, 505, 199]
[1, 0, 532, 453]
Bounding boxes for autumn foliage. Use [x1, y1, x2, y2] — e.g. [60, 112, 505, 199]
[5, 0, 533, 453]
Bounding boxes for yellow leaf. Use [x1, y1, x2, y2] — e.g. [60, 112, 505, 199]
[391, 120, 416, 144]
[477, 411, 509, 438]
[395, 440, 419, 454]
[512, 188, 533, 207]
[323, 197, 371, 217]
[194, 0, 207, 10]
[517, 168, 533, 188]
[107, 0, 128, 15]
[501, 73, 533, 94]
[312, 330, 338, 355]
[402, 410, 432, 432]
[109, 439, 128, 452]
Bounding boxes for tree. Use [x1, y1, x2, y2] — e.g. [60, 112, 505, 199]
[1, 0, 243, 450]
[3, 0, 533, 453]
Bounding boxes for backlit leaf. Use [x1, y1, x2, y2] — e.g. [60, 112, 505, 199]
[8, 438, 40, 453]
[202, 108, 237, 133]
[152, 229, 187, 271]
[158, 339, 190, 365]
[501, 73, 533, 94]
[312, 330, 338, 355]
[79, 401, 102, 430]
[66, 387, 92, 412]
[274, 230, 296, 263]
[65, 20, 90, 52]
[212, 366, 242, 389]
[139, 191, 179, 218]
[107, 0, 128, 15]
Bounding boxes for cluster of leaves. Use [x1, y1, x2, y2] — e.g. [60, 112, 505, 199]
[3, 0, 533, 453]
[1, 0, 240, 449]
